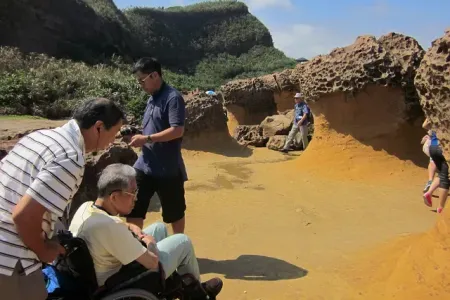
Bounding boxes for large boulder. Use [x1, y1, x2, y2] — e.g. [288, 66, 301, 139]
[233, 125, 267, 147]
[415, 28, 450, 157]
[266, 135, 287, 151]
[62, 141, 138, 226]
[184, 94, 228, 138]
[260, 114, 292, 138]
[290, 33, 424, 119]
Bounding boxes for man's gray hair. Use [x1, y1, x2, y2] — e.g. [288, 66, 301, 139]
[97, 163, 136, 198]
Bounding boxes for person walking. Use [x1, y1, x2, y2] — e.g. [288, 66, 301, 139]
[126, 57, 187, 234]
[0, 98, 125, 299]
[422, 118, 448, 213]
[281, 93, 310, 153]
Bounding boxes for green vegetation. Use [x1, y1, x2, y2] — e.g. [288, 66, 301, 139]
[124, 1, 274, 71]
[0, 45, 294, 120]
[0, 1, 296, 120]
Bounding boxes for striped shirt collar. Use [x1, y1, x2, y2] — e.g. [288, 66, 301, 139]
[62, 120, 86, 156]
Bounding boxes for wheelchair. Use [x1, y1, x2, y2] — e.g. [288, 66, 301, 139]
[44, 230, 208, 300]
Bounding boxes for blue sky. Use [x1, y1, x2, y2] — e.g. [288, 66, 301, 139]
[115, 0, 449, 59]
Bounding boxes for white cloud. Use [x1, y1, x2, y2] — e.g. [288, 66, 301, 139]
[244, 0, 293, 10]
[271, 23, 354, 59]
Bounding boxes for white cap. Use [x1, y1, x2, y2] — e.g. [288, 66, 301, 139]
[294, 92, 302, 98]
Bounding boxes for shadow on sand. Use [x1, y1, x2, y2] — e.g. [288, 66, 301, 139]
[183, 132, 253, 158]
[198, 255, 308, 281]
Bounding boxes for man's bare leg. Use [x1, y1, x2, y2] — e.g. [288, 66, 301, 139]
[424, 160, 437, 193]
[127, 217, 144, 229]
[171, 216, 185, 234]
[437, 188, 449, 213]
[428, 160, 437, 181]
[424, 177, 440, 207]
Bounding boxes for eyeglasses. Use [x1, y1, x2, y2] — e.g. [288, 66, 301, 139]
[138, 72, 155, 84]
[110, 189, 138, 199]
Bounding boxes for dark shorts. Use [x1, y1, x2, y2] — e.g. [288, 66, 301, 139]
[126, 169, 186, 223]
[429, 145, 449, 189]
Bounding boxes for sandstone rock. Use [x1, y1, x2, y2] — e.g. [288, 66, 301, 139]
[62, 141, 138, 226]
[260, 114, 292, 138]
[233, 125, 267, 147]
[415, 28, 450, 157]
[184, 94, 228, 137]
[290, 33, 424, 118]
[267, 135, 287, 151]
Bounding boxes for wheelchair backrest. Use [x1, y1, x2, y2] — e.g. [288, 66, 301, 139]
[55, 230, 99, 294]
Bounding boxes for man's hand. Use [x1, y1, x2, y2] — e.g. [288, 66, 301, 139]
[128, 223, 146, 239]
[129, 134, 149, 148]
[141, 235, 156, 247]
[37, 240, 66, 263]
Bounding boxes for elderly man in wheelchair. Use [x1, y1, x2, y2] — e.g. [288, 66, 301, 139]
[43, 163, 222, 300]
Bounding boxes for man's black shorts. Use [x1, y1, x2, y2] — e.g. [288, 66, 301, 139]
[127, 169, 186, 223]
[429, 145, 450, 189]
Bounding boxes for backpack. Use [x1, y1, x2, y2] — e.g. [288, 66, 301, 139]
[48, 230, 99, 298]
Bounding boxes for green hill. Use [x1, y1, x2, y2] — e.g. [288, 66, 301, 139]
[0, 0, 296, 119]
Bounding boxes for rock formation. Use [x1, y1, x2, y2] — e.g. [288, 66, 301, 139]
[222, 32, 427, 165]
[260, 113, 293, 138]
[415, 28, 450, 157]
[266, 135, 287, 151]
[290, 33, 424, 119]
[233, 125, 267, 147]
[184, 94, 228, 138]
[221, 70, 298, 133]
[62, 141, 138, 226]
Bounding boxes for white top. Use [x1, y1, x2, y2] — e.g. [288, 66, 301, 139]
[0, 120, 85, 276]
[69, 201, 147, 286]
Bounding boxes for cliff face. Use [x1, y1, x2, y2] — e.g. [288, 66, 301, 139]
[415, 28, 450, 157]
[0, 0, 140, 63]
[0, 0, 275, 70]
[124, 2, 273, 71]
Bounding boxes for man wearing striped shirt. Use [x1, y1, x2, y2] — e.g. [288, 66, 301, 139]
[0, 98, 125, 299]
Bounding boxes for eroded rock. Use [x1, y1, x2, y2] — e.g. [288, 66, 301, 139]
[63, 141, 138, 225]
[233, 125, 267, 147]
[290, 33, 424, 117]
[260, 114, 292, 138]
[184, 94, 228, 137]
[267, 135, 287, 151]
[415, 28, 450, 157]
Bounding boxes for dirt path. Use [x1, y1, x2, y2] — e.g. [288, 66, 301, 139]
[144, 147, 435, 300]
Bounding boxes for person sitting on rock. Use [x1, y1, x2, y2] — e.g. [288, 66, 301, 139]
[422, 118, 448, 213]
[69, 163, 223, 298]
[281, 93, 310, 153]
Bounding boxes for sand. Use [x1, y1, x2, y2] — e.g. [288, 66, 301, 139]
[0, 102, 445, 299]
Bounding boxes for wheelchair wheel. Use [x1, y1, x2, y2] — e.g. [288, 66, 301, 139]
[100, 288, 159, 300]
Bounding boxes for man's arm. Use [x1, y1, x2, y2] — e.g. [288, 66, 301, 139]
[129, 95, 185, 147]
[149, 126, 184, 142]
[12, 195, 65, 263]
[12, 153, 83, 262]
[151, 94, 185, 142]
[101, 223, 159, 270]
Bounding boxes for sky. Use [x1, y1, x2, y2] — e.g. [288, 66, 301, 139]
[115, 0, 450, 59]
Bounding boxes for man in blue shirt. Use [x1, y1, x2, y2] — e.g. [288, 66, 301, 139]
[127, 57, 187, 233]
[281, 93, 310, 153]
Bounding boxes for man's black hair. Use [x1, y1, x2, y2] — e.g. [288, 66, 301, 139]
[73, 98, 125, 130]
[132, 57, 162, 76]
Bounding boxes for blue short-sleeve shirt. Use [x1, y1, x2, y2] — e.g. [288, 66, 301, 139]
[134, 82, 188, 181]
[294, 102, 310, 125]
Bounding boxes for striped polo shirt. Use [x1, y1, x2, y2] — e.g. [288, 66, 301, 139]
[0, 120, 85, 276]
